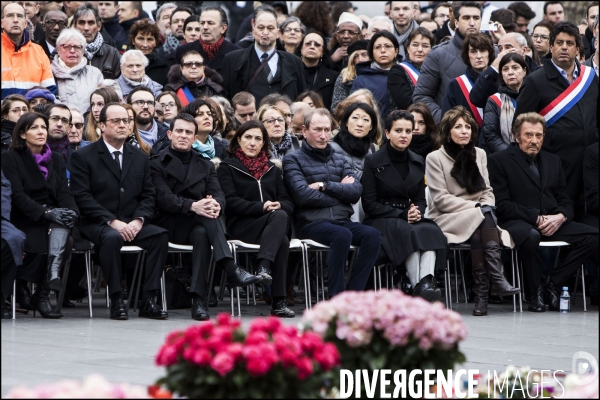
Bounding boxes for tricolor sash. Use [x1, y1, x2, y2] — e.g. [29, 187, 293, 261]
[456, 74, 483, 126]
[490, 93, 516, 109]
[399, 62, 420, 86]
[539, 65, 594, 127]
[176, 86, 195, 107]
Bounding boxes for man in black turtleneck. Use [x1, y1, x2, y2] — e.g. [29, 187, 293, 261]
[413, 1, 482, 124]
[150, 113, 264, 321]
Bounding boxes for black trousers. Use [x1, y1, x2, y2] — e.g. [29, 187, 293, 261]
[1, 239, 19, 296]
[230, 210, 289, 297]
[93, 224, 168, 297]
[519, 222, 599, 291]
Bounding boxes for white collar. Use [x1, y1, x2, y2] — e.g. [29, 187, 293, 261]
[103, 139, 124, 154]
[254, 44, 275, 60]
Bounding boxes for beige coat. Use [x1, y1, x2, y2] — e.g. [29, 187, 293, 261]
[425, 146, 513, 247]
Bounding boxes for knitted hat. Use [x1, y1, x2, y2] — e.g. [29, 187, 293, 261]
[24, 88, 56, 103]
[348, 39, 368, 55]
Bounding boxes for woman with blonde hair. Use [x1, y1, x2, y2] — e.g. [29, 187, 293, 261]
[121, 104, 151, 155]
[333, 88, 383, 146]
[330, 40, 370, 112]
[84, 87, 120, 142]
[256, 104, 300, 161]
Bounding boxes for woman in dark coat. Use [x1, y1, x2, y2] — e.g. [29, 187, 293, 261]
[294, 31, 339, 111]
[361, 110, 447, 302]
[217, 121, 295, 318]
[1, 95, 29, 153]
[164, 51, 224, 102]
[1, 112, 79, 318]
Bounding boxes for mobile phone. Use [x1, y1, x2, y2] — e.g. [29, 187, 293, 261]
[481, 23, 498, 32]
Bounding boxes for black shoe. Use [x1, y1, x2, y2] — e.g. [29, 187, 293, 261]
[528, 286, 546, 312]
[191, 297, 209, 321]
[208, 287, 218, 307]
[110, 298, 128, 320]
[227, 267, 263, 288]
[139, 298, 168, 319]
[62, 298, 76, 308]
[413, 275, 441, 302]
[15, 281, 34, 310]
[31, 290, 63, 319]
[257, 266, 273, 285]
[544, 281, 560, 311]
[68, 286, 88, 301]
[121, 286, 128, 301]
[271, 300, 295, 318]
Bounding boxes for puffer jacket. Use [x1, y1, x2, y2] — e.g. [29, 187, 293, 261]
[413, 33, 467, 124]
[164, 64, 224, 99]
[51, 56, 104, 114]
[282, 143, 362, 229]
[351, 62, 396, 121]
[482, 84, 519, 154]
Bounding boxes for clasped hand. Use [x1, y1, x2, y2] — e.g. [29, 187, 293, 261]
[536, 214, 565, 236]
[190, 195, 221, 219]
[407, 204, 421, 224]
[44, 208, 78, 228]
[263, 200, 281, 212]
[110, 218, 142, 242]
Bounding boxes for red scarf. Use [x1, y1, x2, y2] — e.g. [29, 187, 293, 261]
[200, 36, 224, 60]
[235, 148, 270, 180]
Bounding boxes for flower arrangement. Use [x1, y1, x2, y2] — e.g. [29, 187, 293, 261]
[301, 290, 468, 391]
[154, 313, 340, 398]
[7, 374, 149, 398]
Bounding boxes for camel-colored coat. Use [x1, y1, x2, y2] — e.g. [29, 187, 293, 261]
[425, 146, 513, 247]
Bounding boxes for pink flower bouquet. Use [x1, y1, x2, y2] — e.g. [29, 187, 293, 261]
[154, 313, 340, 398]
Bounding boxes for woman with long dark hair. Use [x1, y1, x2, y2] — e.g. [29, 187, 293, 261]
[181, 98, 228, 164]
[407, 102, 438, 158]
[85, 87, 120, 142]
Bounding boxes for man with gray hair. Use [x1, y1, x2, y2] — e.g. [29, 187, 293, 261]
[155, 3, 177, 41]
[584, 14, 598, 76]
[470, 32, 540, 108]
[365, 16, 394, 40]
[289, 102, 311, 136]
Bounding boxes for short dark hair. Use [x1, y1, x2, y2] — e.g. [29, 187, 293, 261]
[72, 3, 100, 25]
[498, 53, 529, 86]
[407, 102, 438, 140]
[461, 33, 494, 66]
[157, 91, 182, 113]
[127, 86, 155, 104]
[170, 6, 193, 23]
[431, 2, 451, 19]
[200, 6, 228, 26]
[406, 27, 435, 49]
[11, 112, 49, 151]
[232, 92, 256, 108]
[227, 120, 271, 156]
[253, 3, 277, 21]
[507, 2, 536, 21]
[183, 14, 200, 33]
[340, 102, 378, 140]
[129, 19, 161, 47]
[99, 102, 125, 123]
[181, 50, 203, 63]
[385, 109, 414, 131]
[296, 91, 325, 109]
[533, 19, 555, 33]
[587, 3, 598, 18]
[368, 30, 399, 62]
[47, 103, 72, 124]
[129, 1, 143, 15]
[259, 93, 292, 108]
[452, 1, 482, 20]
[438, 106, 479, 147]
[549, 21, 582, 49]
[543, 1, 563, 16]
[169, 113, 198, 136]
[490, 8, 516, 33]
[294, 30, 334, 69]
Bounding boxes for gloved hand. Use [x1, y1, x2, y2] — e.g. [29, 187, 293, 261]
[43, 208, 69, 225]
[58, 210, 79, 228]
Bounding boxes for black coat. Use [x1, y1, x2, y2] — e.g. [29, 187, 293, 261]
[361, 145, 447, 269]
[441, 66, 481, 124]
[221, 46, 306, 105]
[388, 60, 420, 110]
[481, 84, 519, 153]
[1, 149, 78, 253]
[164, 64, 224, 98]
[584, 143, 599, 228]
[35, 37, 55, 61]
[514, 59, 599, 211]
[145, 52, 170, 87]
[303, 63, 339, 111]
[102, 15, 128, 51]
[1, 170, 26, 266]
[70, 139, 156, 243]
[150, 147, 225, 242]
[150, 121, 171, 156]
[488, 144, 575, 246]
[433, 20, 452, 44]
[217, 156, 294, 239]
[1, 119, 15, 153]
[170, 39, 241, 75]
[89, 42, 121, 79]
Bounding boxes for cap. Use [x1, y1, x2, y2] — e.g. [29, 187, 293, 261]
[347, 39, 368, 55]
[337, 11, 364, 30]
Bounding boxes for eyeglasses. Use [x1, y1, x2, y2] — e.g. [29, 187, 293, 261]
[262, 118, 284, 125]
[182, 61, 204, 68]
[304, 41, 323, 48]
[10, 107, 28, 114]
[72, 122, 84, 129]
[131, 100, 155, 107]
[284, 27, 301, 33]
[45, 19, 67, 28]
[532, 34, 549, 41]
[336, 29, 359, 36]
[49, 115, 72, 125]
[374, 44, 395, 51]
[106, 118, 133, 125]
[160, 102, 177, 109]
[284, 113, 292, 119]
[155, 110, 164, 116]
[59, 44, 83, 52]
[4, 13, 25, 20]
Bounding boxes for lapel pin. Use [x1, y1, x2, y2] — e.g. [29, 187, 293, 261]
[326, 78, 329, 82]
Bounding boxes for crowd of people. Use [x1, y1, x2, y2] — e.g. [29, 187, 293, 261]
[1, 1, 598, 321]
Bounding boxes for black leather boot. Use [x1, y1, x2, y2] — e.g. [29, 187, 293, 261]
[544, 280, 560, 311]
[15, 279, 34, 310]
[528, 285, 546, 312]
[191, 296, 209, 321]
[31, 284, 63, 319]
[47, 227, 71, 292]
[471, 250, 489, 316]
[227, 267, 263, 287]
[481, 230, 520, 296]
[413, 275, 441, 302]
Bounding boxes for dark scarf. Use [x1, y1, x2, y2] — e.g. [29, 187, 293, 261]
[200, 36, 224, 60]
[333, 127, 371, 158]
[269, 131, 293, 160]
[235, 148, 270, 180]
[303, 62, 320, 87]
[29, 143, 52, 180]
[408, 132, 433, 158]
[444, 140, 486, 194]
[302, 141, 331, 163]
[387, 144, 409, 180]
[47, 135, 70, 164]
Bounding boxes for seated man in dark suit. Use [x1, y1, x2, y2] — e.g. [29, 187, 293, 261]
[150, 113, 263, 320]
[488, 112, 599, 312]
[70, 103, 169, 320]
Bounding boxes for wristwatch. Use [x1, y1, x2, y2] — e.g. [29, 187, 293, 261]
[318, 182, 325, 191]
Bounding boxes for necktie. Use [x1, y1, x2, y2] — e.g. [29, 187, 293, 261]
[527, 158, 540, 184]
[113, 151, 121, 171]
[261, 52, 273, 83]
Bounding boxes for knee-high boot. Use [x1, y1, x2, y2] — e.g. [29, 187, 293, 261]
[32, 281, 63, 319]
[472, 250, 489, 316]
[481, 228, 520, 296]
[47, 227, 71, 292]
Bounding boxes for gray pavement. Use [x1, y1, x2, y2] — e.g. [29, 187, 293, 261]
[1, 291, 598, 397]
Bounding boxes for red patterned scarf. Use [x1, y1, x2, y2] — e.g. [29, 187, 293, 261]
[235, 148, 269, 180]
[200, 36, 225, 60]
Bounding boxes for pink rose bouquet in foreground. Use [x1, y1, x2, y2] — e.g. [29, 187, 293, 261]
[154, 313, 340, 398]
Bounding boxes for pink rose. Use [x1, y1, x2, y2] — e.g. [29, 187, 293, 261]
[245, 330, 269, 345]
[226, 343, 244, 362]
[245, 356, 272, 376]
[295, 357, 314, 380]
[155, 345, 178, 366]
[314, 343, 340, 370]
[192, 348, 212, 366]
[211, 352, 236, 377]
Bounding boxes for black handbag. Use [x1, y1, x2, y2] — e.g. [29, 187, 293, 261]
[163, 266, 192, 309]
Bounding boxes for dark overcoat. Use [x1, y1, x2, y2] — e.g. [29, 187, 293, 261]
[304, 63, 339, 111]
[1, 170, 26, 265]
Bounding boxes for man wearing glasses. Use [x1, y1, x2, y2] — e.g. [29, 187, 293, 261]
[68, 109, 90, 150]
[329, 12, 364, 71]
[71, 102, 170, 321]
[127, 86, 169, 154]
[221, 4, 305, 105]
[1, 3, 57, 99]
[37, 10, 68, 60]
[44, 104, 75, 171]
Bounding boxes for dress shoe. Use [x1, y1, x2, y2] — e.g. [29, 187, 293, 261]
[413, 275, 441, 302]
[271, 300, 295, 318]
[528, 286, 546, 312]
[208, 287, 218, 307]
[257, 266, 273, 285]
[15, 280, 34, 310]
[139, 298, 168, 319]
[110, 298, 128, 320]
[191, 297, 209, 321]
[31, 288, 63, 319]
[544, 281, 560, 311]
[285, 282, 295, 306]
[227, 267, 263, 288]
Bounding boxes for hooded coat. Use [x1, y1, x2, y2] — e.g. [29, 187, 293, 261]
[164, 64, 224, 98]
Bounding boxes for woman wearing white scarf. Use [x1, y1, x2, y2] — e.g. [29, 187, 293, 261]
[116, 50, 163, 100]
[482, 53, 529, 153]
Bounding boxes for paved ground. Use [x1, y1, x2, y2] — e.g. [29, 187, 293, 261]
[1, 290, 597, 397]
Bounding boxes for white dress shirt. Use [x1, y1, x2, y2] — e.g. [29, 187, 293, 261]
[254, 45, 278, 77]
[103, 139, 124, 169]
